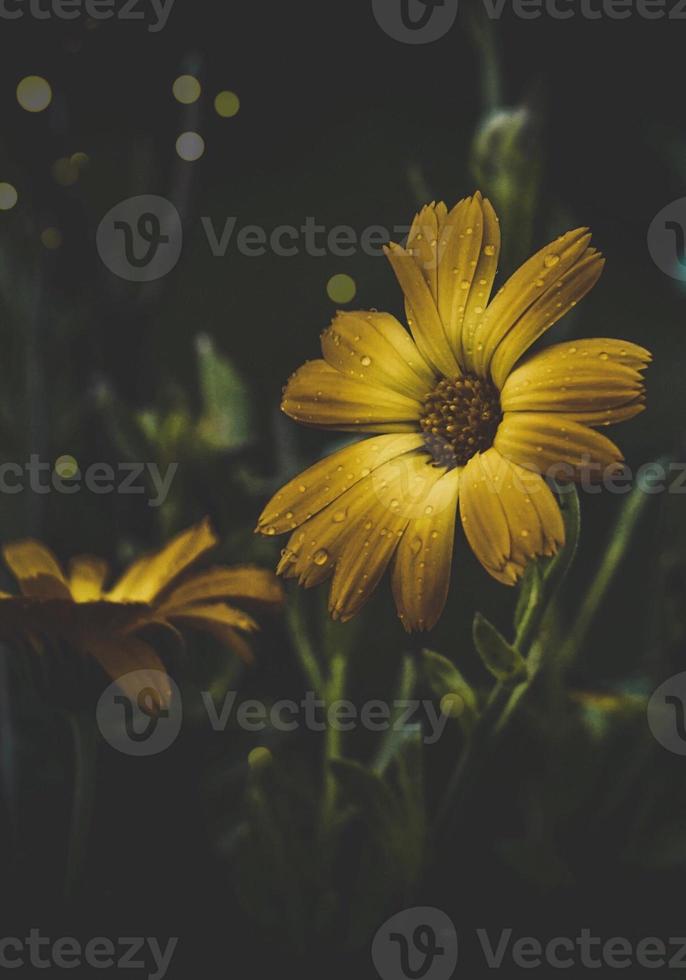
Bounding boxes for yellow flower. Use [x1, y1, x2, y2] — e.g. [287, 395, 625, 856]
[256, 193, 651, 631]
[0, 518, 283, 706]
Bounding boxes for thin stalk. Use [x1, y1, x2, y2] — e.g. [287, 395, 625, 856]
[63, 711, 98, 902]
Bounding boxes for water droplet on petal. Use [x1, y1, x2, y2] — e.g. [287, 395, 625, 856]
[544, 253, 560, 268]
[361, 355, 372, 367]
[313, 549, 329, 566]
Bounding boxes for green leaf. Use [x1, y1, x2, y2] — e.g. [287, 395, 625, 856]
[473, 612, 528, 683]
[195, 333, 252, 451]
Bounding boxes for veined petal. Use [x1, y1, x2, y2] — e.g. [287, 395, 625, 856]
[391, 467, 460, 631]
[256, 433, 424, 535]
[2, 540, 72, 599]
[562, 399, 646, 427]
[494, 412, 623, 477]
[470, 227, 595, 380]
[329, 453, 446, 622]
[68, 555, 109, 602]
[385, 241, 461, 378]
[84, 632, 172, 709]
[168, 601, 259, 634]
[459, 449, 564, 585]
[278, 451, 441, 590]
[321, 310, 435, 399]
[501, 339, 650, 421]
[440, 195, 501, 369]
[281, 359, 422, 430]
[158, 566, 284, 614]
[406, 201, 449, 300]
[490, 251, 605, 389]
[107, 518, 217, 604]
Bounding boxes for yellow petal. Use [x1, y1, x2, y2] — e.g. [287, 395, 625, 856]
[438, 195, 501, 369]
[459, 449, 565, 585]
[321, 310, 435, 399]
[68, 555, 109, 602]
[501, 339, 650, 421]
[256, 433, 424, 535]
[169, 601, 259, 633]
[385, 241, 461, 378]
[328, 453, 446, 622]
[561, 399, 646, 427]
[84, 632, 172, 710]
[405, 201, 448, 301]
[494, 412, 623, 477]
[107, 518, 217, 604]
[158, 566, 284, 614]
[470, 227, 595, 380]
[391, 467, 460, 631]
[281, 359, 422, 430]
[276, 453, 426, 588]
[490, 251, 605, 389]
[2, 539, 72, 599]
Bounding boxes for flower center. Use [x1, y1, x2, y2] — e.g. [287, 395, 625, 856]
[419, 374, 502, 468]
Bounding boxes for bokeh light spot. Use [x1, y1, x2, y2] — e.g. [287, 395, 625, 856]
[0, 183, 18, 211]
[41, 227, 63, 250]
[52, 157, 79, 187]
[327, 273, 356, 304]
[247, 747, 273, 770]
[175, 131, 205, 162]
[55, 454, 78, 479]
[17, 76, 52, 113]
[173, 75, 201, 105]
[70, 152, 90, 170]
[214, 90, 240, 118]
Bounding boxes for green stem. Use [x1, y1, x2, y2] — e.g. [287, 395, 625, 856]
[286, 592, 325, 697]
[63, 710, 98, 902]
[321, 653, 347, 832]
[556, 480, 655, 674]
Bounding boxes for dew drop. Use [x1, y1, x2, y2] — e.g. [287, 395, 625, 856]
[313, 549, 329, 566]
[484, 244, 496, 256]
[360, 355, 372, 367]
[544, 253, 560, 268]
[332, 509, 347, 523]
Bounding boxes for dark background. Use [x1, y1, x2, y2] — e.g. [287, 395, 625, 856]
[0, 0, 685, 976]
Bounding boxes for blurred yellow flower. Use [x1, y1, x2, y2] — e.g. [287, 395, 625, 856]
[0, 518, 283, 706]
[257, 193, 650, 631]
